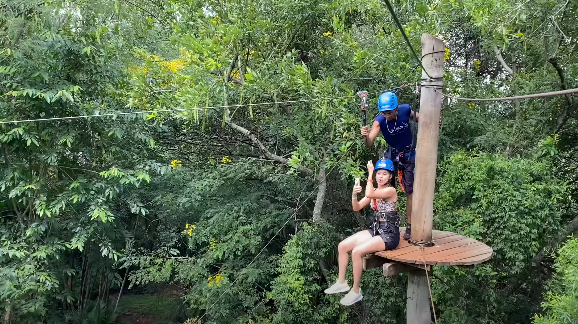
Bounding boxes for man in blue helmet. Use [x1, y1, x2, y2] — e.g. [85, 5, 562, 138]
[361, 91, 418, 241]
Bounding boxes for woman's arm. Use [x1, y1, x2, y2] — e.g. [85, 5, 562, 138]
[351, 179, 371, 211]
[365, 161, 375, 198]
[352, 196, 371, 211]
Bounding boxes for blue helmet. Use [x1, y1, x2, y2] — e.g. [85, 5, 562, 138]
[375, 158, 394, 172]
[378, 92, 398, 111]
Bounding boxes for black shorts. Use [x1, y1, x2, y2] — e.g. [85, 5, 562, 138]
[393, 154, 415, 195]
[368, 220, 400, 250]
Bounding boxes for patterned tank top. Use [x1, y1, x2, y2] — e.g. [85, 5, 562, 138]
[371, 199, 396, 212]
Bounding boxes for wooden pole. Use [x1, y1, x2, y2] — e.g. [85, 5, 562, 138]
[411, 34, 445, 244]
[407, 271, 431, 324]
[406, 33, 445, 324]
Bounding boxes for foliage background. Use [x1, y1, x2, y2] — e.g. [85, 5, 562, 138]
[0, 0, 577, 323]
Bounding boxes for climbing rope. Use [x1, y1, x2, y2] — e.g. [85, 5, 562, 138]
[421, 247, 438, 324]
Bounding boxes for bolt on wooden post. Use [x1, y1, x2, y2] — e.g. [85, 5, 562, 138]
[406, 33, 445, 324]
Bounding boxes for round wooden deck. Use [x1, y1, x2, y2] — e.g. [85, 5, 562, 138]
[374, 228, 493, 266]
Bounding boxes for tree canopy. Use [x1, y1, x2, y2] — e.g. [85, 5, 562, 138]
[1, 0, 578, 323]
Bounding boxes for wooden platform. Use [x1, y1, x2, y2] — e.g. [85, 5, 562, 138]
[374, 228, 493, 266]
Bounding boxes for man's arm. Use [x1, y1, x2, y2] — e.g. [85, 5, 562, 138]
[362, 120, 381, 147]
[410, 110, 441, 125]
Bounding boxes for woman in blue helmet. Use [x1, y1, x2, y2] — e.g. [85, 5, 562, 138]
[361, 91, 417, 241]
[324, 158, 400, 306]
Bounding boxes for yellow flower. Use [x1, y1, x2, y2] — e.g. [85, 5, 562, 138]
[209, 239, 217, 250]
[473, 59, 481, 71]
[208, 273, 224, 287]
[162, 59, 185, 73]
[171, 160, 182, 168]
[468, 103, 476, 109]
[444, 47, 450, 61]
[322, 31, 332, 37]
[185, 223, 196, 236]
[221, 156, 232, 164]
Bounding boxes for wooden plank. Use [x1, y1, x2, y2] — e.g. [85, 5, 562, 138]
[448, 251, 493, 265]
[363, 255, 387, 270]
[432, 230, 458, 240]
[384, 262, 429, 277]
[433, 246, 492, 266]
[425, 242, 486, 262]
[365, 255, 430, 274]
[392, 242, 486, 264]
[384, 229, 456, 256]
[387, 237, 478, 261]
[371, 229, 493, 266]
[436, 248, 494, 266]
[435, 243, 489, 260]
[379, 233, 465, 258]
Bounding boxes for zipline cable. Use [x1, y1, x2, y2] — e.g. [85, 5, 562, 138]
[381, 0, 433, 78]
[435, 87, 578, 102]
[0, 96, 353, 125]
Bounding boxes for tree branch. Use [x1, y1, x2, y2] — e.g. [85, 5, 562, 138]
[221, 54, 312, 176]
[493, 46, 514, 75]
[224, 121, 313, 175]
[11, 198, 25, 229]
[317, 259, 330, 284]
[548, 57, 574, 133]
[494, 45, 520, 155]
[225, 54, 238, 84]
[312, 161, 326, 223]
[238, 54, 246, 84]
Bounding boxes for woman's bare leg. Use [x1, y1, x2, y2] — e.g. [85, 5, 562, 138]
[337, 230, 372, 283]
[351, 237, 386, 293]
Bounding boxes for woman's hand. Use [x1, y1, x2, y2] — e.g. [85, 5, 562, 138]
[366, 160, 374, 176]
[352, 183, 363, 196]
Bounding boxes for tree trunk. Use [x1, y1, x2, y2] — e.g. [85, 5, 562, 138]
[115, 270, 129, 315]
[533, 214, 578, 266]
[549, 57, 574, 133]
[317, 259, 330, 284]
[312, 164, 326, 223]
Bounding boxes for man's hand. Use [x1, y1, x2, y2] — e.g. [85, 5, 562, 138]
[362, 121, 381, 147]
